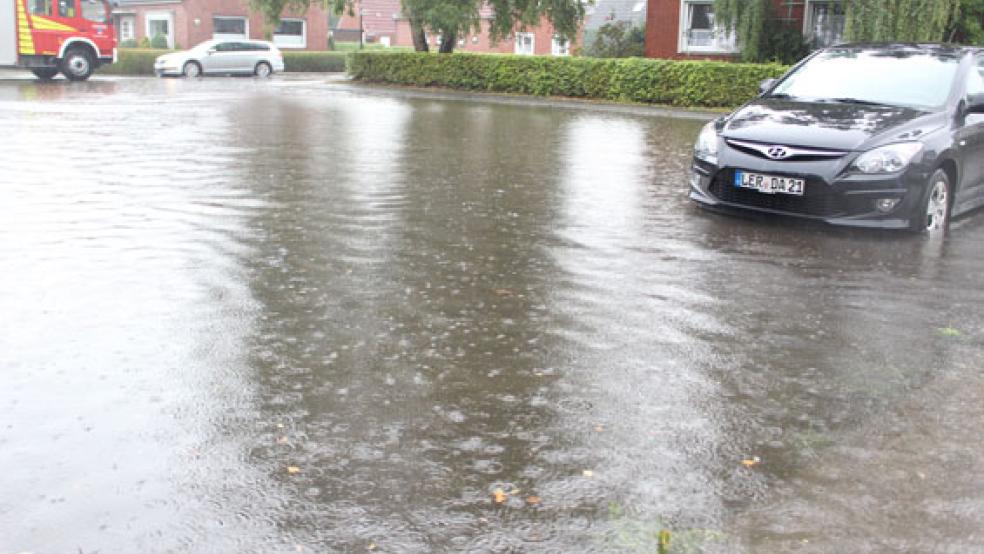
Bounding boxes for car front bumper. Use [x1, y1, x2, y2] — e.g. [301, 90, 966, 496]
[688, 151, 932, 230]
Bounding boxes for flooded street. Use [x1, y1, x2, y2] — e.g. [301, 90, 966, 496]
[2, 73, 984, 553]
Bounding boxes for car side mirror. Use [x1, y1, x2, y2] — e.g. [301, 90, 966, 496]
[966, 93, 984, 115]
[759, 78, 777, 95]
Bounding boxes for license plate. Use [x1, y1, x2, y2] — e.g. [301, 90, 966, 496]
[734, 170, 805, 196]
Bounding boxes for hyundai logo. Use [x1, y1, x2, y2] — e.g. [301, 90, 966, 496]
[766, 146, 791, 159]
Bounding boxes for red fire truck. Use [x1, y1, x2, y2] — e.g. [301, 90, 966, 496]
[1, 0, 116, 80]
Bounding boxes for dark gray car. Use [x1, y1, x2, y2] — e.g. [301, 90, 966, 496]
[689, 44, 984, 233]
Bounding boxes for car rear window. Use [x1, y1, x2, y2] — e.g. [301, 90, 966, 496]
[771, 49, 962, 110]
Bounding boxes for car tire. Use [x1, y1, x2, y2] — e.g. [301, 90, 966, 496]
[254, 61, 272, 78]
[182, 61, 202, 78]
[911, 168, 951, 235]
[60, 47, 94, 81]
[31, 67, 59, 80]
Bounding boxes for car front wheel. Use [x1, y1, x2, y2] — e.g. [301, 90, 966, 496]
[255, 62, 272, 78]
[60, 48, 93, 81]
[912, 168, 951, 235]
[182, 61, 202, 78]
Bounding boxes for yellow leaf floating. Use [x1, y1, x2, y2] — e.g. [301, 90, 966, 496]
[741, 456, 762, 467]
[582, 470, 594, 477]
[287, 466, 301, 474]
[526, 496, 541, 505]
[493, 488, 507, 504]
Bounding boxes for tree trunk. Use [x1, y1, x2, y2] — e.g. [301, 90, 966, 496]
[438, 30, 456, 53]
[410, 18, 429, 52]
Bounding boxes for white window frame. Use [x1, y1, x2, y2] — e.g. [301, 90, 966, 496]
[119, 15, 135, 41]
[213, 15, 249, 41]
[551, 35, 569, 56]
[514, 32, 535, 55]
[803, 0, 845, 49]
[272, 18, 306, 49]
[677, 0, 737, 54]
[144, 11, 174, 48]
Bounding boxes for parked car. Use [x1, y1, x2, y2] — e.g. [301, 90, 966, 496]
[689, 44, 984, 234]
[154, 39, 285, 78]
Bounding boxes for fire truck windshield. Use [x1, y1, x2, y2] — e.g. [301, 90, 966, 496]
[80, 0, 109, 23]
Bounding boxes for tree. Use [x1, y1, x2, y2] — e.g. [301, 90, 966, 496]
[250, 0, 588, 53]
[948, 0, 984, 43]
[714, 0, 809, 63]
[716, 0, 969, 63]
[585, 21, 645, 58]
[842, 0, 961, 42]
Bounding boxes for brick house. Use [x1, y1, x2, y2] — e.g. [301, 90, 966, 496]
[645, 0, 845, 59]
[113, 0, 330, 51]
[335, 0, 580, 55]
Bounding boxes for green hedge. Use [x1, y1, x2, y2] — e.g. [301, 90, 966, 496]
[99, 49, 348, 75]
[283, 51, 348, 72]
[347, 52, 789, 108]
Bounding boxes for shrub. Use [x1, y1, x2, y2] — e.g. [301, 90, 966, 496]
[138, 37, 151, 48]
[149, 33, 168, 49]
[348, 52, 788, 108]
[98, 48, 171, 75]
[118, 39, 138, 48]
[283, 51, 348, 72]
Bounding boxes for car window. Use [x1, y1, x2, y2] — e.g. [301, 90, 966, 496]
[80, 0, 106, 23]
[215, 42, 236, 52]
[57, 0, 75, 18]
[966, 58, 984, 96]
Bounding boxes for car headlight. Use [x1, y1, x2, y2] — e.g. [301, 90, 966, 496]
[694, 121, 719, 164]
[853, 143, 923, 174]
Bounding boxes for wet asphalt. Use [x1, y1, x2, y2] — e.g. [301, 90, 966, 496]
[1, 72, 984, 553]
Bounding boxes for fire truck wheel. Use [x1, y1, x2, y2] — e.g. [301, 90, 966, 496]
[31, 68, 59, 81]
[182, 62, 201, 78]
[60, 48, 94, 81]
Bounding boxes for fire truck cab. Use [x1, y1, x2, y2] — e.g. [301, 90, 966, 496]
[1, 0, 116, 81]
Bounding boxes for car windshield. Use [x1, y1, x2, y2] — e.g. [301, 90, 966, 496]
[770, 48, 962, 110]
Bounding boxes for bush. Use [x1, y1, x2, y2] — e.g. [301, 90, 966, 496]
[98, 48, 171, 75]
[347, 52, 789, 108]
[149, 33, 168, 49]
[585, 21, 646, 58]
[283, 51, 348, 72]
[119, 39, 138, 48]
[138, 37, 151, 48]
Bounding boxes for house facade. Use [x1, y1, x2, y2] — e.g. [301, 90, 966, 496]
[113, 0, 330, 51]
[335, 0, 579, 55]
[645, 0, 845, 59]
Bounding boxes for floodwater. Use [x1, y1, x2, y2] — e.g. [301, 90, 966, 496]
[2, 74, 984, 553]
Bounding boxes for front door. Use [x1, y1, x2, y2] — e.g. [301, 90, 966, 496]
[956, 56, 984, 206]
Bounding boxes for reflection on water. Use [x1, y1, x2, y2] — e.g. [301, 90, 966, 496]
[1, 76, 984, 553]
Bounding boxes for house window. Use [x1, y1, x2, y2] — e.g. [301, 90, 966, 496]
[273, 18, 305, 48]
[551, 35, 569, 56]
[213, 16, 248, 40]
[145, 12, 174, 48]
[805, 1, 845, 48]
[678, 1, 737, 54]
[515, 32, 534, 55]
[119, 15, 135, 41]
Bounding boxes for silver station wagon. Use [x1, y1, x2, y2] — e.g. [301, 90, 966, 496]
[154, 39, 285, 78]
